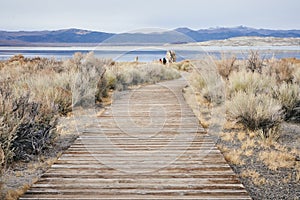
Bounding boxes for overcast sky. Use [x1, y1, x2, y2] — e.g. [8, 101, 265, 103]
[1, 0, 299, 32]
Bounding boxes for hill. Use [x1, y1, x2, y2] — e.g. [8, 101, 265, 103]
[0, 26, 300, 46]
[175, 26, 300, 42]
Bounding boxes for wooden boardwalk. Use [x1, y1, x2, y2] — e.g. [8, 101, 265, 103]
[20, 78, 251, 200]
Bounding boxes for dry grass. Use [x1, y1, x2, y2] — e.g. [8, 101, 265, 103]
[237, 131, 246, 142]
[240, 169, 267, 185]
[258, 150, 295, 171]
[243, 149, 254, 157]
[171, 60, 191, 71]
[248, 130, 257, 139]
[5, 183, 31, 200]
[216, 144, 229, 153]
[220, 132, 236, 142]
[199, 118, 209, 129]
[222, 121, 238, 130]
[223, 149, 245, 165]
[4, 175, 38, 200]
[296, 164, 300, 182]
[241, 138, 256, 150]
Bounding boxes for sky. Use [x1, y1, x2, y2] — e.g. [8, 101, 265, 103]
[0, 0, 299, 33]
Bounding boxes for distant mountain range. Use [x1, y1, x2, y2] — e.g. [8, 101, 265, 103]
[0, 26, 300, 46]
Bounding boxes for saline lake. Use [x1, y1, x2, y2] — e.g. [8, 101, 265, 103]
[0, 45, 299, 62]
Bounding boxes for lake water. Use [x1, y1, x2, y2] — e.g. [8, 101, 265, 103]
[0, 46, 299, 62]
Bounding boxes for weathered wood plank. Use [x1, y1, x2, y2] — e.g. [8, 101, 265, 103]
[20, 78, 250, 200]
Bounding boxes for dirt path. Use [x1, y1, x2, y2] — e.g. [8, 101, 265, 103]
[20, 78, 251, 199]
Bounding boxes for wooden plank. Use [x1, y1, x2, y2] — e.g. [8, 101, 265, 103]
[20, 78, 250, 200]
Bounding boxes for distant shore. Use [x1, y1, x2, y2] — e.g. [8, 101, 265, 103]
[1, 36, 300, 47]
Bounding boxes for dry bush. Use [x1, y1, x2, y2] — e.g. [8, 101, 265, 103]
[292, 66, 300, 84]
[14, 71, 74, 115]
[5, 55, 64, 74]
[143, 63, 180, 83]
[227, 70, 276, 97]
[247, 50, 265, 73]
[2, 52, 181, 174]
[189, 70, 207, 91]
[216, 55, 237, 79]
[227, 91, 283, 137]
[105, 62, 180, 91]
[0, 53, 83, 170]
[273, 83, 300, 121]
[171, 60, 191, 71]
[0, 86, 57, 167]
[264, 58, 296, 83]
[192, 59, 225, 105]
[273, 60, 294, 83]
[72, 52, 109, 107]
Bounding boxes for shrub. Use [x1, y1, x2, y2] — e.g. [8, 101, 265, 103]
[0, 89, 56, 168]
[274, 60, 294, 83]
[72, 52, 108, 107]
[192, 59, 225, 105]
[264, 58, 295, 83]
[274, 83, 300, 121]
[227, 91, 283, 136]
[246, 50, 265, 73]
[0, 54, 75, 169]
[106, 62, 180, 91]
[11, 95, 56, 161]
[216, 55, 237, 79]
[227, 70, 276, 97]
[0, 52, 181, 171]
[293, 66, 300, 84]
[142, 63, 180, 83]
[104, 70, 117, 90]
[171, 60, 191, 71]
